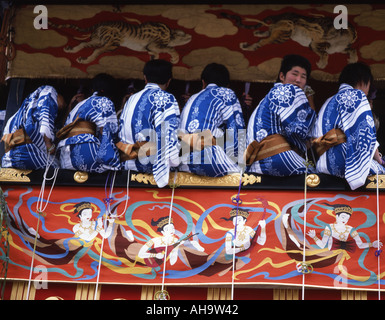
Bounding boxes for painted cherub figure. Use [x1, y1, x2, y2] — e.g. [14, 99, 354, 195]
[73, 201, 114, 242]
[138, 216, 204, 268]
[307, 204, 382, 252]
[224, 208, 266, 255]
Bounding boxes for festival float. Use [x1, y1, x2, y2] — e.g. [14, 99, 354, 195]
[1, 2, 385, 301]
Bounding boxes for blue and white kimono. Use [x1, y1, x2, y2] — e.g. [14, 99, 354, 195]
[2, 85, 59, 169]
[247, 83, 316, 176]
[118, 83, 180, 188]
[312, 83, 385, 190]
[179, 84, 245, 176]
[57, 93, 120, 173]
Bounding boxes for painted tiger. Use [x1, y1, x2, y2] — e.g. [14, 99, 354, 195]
[49, 19, 192, 64]
[222, 12, 357, 69]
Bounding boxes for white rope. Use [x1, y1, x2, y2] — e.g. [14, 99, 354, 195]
[301, 155, 309, 301]
[26, 155, 59, 300]
[231, 218, 238, 301]
[376, 168, 381, 300]
[93, 170, 131, 299]
[111, 170, 131, 218]
[94, 218, 106, 300]
[231, 169, 244, 301]
[160, 170, 178, 296]
[94, 170, 119, 300]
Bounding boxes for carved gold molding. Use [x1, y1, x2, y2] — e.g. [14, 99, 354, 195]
[131, 172, 262, 187]
[131, 172, 157, 185]
[366, 175, 385, 189]
[0, 168, 32, 182]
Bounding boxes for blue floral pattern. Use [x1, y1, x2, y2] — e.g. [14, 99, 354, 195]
[247, 83, 315, 176]
[314, 83, 385, 189]
[179, 83, 245, 177]
[2, 86, 59, 169]
[57, 93, 121, 172]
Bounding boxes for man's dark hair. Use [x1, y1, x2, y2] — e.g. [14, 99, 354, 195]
[143, 59, 173, 85]
[92, 73, 116, 98]
[338, 62, 373, 88]
[277, 54, 312, 81]
[201, 63, 230, 87]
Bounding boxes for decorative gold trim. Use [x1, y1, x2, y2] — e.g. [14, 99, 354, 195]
[306, 174, 321, 188]
[75, 283, 100, 300]
[0, 168, 31, 182]
[366, 175, 385, 189]
[141, 285, 163, 300]
[207, 287, 231, 300]
[131, 172, 157, 185]
[131, 172, 262, 187]
[273, 288, 299, 300]
[171, 172, 241, 187]
[341, 290, 367, 300]
[242, 173, 262, 186]
[10, 280, 35, 300]
[73, 171, 89, 183]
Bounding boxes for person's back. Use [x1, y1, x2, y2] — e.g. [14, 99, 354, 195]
[56, 73, 121, 173]
[118, 59, 180, 188]
[312, 62, 385, 189]
[178, 63, 245, 177]
[246, 54, 316, 176]
[2, 85, 64, 170]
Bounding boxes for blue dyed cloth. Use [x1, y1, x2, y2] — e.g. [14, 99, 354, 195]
[57, 93, 120, 173]
[312, 83, 385, 189]
[179, 84, 245, 176]
[118, 83, 180, 188]
[247, 83, 316, 176]
[2, 85, 59, 169]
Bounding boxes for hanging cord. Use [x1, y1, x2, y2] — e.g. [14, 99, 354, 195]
[300, 154, 311, 301]
[158, 170, 178, 300]
[94, 171, 117, 300]
[110, 170, 131, 219]
[94, 170, 131, 299]
[375, 168, 381, 300]
[26, 155, 59, 300]
[230, 169, 244, 300]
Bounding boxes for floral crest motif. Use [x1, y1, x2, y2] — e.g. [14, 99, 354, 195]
[256, 129, 268, 142]
[92, 96, 114, 114]
[150, 90, 172, 108]
[188, 119, 200, 132]
[336, 90, 361, 113]
[212, 87, 235, 103]
[297, 109, 308, 122]
[270, 85, 295, 107]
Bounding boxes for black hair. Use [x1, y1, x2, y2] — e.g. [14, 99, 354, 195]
[143, 59, 173, 85]
[321, 202, 352, 217]
[338, 62, 373, 88]
[92, 73, 116, 99]
[73, 202, 92, 218]
[277, 54, 312, 82]
[220, 215, 247, 222]
[201, 63, 230, 87]
[151, 217, 173, 232]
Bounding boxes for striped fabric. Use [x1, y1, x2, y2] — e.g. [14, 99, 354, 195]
[312, 83, 385, 190]
[178, 83, 245, 176]
[2, 86, 59, 169]
[57, 93, 121, 173]
[118, 83, 180, 188]
[247, 83, 316, 176]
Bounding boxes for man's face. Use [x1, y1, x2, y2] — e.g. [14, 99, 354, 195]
[279, 66, 307, 90]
